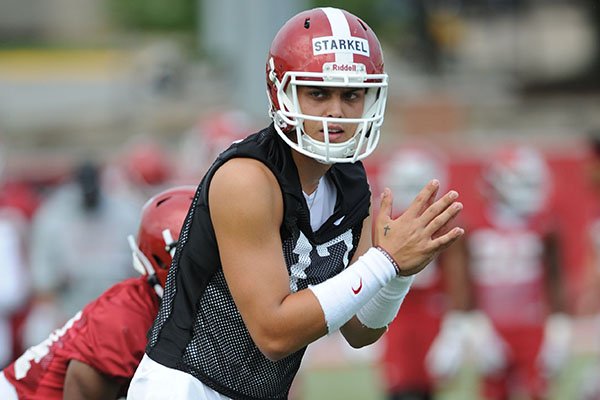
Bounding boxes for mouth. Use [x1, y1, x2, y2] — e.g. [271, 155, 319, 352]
[322, 125, 345, 142]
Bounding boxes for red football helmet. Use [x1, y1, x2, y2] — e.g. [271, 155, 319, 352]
[266, 7, 388, 163]
[199, 110, 254, 149]
[193, 110, 254, 168]
[482, 145, 552, 218]
[177, 109, 256, 182]
[128, 186, 195, 297]
[124, 139, 173, 187]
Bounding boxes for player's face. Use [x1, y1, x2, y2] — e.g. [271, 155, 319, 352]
[297, 86, 366, 143]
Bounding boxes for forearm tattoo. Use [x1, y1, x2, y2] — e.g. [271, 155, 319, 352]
[384, 225, 390, 236]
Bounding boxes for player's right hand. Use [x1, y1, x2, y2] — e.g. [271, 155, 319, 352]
[373, 179, 464, 276]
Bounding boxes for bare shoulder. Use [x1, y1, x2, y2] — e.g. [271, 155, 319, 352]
[209, 158, 283, 227]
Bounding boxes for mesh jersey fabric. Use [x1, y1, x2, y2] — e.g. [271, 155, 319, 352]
[146, 125, 371, 400]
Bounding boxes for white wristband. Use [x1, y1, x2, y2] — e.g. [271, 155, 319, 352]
[356, 275, 414, 329]
[308, 247, 397, 333]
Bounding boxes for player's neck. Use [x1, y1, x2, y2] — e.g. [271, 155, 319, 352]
[292, 149, 331, 195]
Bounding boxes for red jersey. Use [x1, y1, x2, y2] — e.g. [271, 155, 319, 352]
[2, 276, 159, 399]
[466, 211, 553, 328]
[382, 259, 445, 393]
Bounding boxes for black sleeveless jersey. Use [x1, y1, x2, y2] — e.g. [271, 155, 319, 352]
[146, 125, 371, 400]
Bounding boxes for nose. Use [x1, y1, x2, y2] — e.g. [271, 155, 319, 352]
[325, 94, 344, 119]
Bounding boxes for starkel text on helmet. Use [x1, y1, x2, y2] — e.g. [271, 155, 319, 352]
[312, 37, 370, 57]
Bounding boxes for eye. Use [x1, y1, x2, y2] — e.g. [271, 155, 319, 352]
[344, 91, 357, 100]
[305, 87, 328, 100]
[343, 89, 364, 102]
[309, 88, 324, 96]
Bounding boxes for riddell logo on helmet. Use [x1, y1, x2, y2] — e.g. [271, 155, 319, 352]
[322, 62, 366, 76]
[331, 64, 356, 72]
[312, 36, 370, 57]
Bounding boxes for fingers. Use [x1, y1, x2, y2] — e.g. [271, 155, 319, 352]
[431, 226, 465, 252]
[403, 180, 441, 218]
[426, 200, 463, 237]
[420, 190, 459, 225]
[420, 181, 440, 216]
[417, 189, 464, 254]
[378, 187, 393, 221]
[373, 188, 394, 245]
[375, 182, 464, 273]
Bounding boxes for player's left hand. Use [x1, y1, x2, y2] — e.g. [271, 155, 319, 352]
[373, 180, 464, 277]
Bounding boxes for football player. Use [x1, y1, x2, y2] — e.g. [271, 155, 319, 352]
[571, 131, 600, 400]
[427, 145, 572, 400]
[127, 7, 464, 400]
[24, 161, 142, 348]
[0, 186, 194, 399]
[375, 145, 450, 400]
[0, 142, 42, 367]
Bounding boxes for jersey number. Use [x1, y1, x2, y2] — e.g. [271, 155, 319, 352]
[13, 311, 82, 380]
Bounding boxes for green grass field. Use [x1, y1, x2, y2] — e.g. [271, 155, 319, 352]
[298, 355, 599, 400]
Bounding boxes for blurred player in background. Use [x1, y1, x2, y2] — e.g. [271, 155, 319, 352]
[0, 186, 194, 399]
[123, 138, 173, 193]
[0, 144, 33, 368]
[572, 130, 600, 400]
[23, 160, 141, 347]
[175, 109, 258, 184]
[106, 135, 175, 204]
[427, 145, 572, 400]
[577, 131, 600, 316]
[128, 7, 464, 400]
[375, 145, 450, 400]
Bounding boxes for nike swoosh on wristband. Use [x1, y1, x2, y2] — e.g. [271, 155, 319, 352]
[351, 277, 363, 295]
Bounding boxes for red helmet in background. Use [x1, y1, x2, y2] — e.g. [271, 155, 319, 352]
[482, 145, 552, 218]
[266, 7, 388, 163]
[177, 109, 256, 183]
[194, 109, 255, 160]
[125, 139, 173, 187]
[128, 186, 195, 297]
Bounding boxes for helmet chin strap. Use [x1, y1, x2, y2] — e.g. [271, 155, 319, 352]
[162, 229, 176, 256]
[128, 235, 151, 276]
[128, 234, 164, 298]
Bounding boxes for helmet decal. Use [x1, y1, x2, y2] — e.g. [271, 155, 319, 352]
[312, 8, 370, 59]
